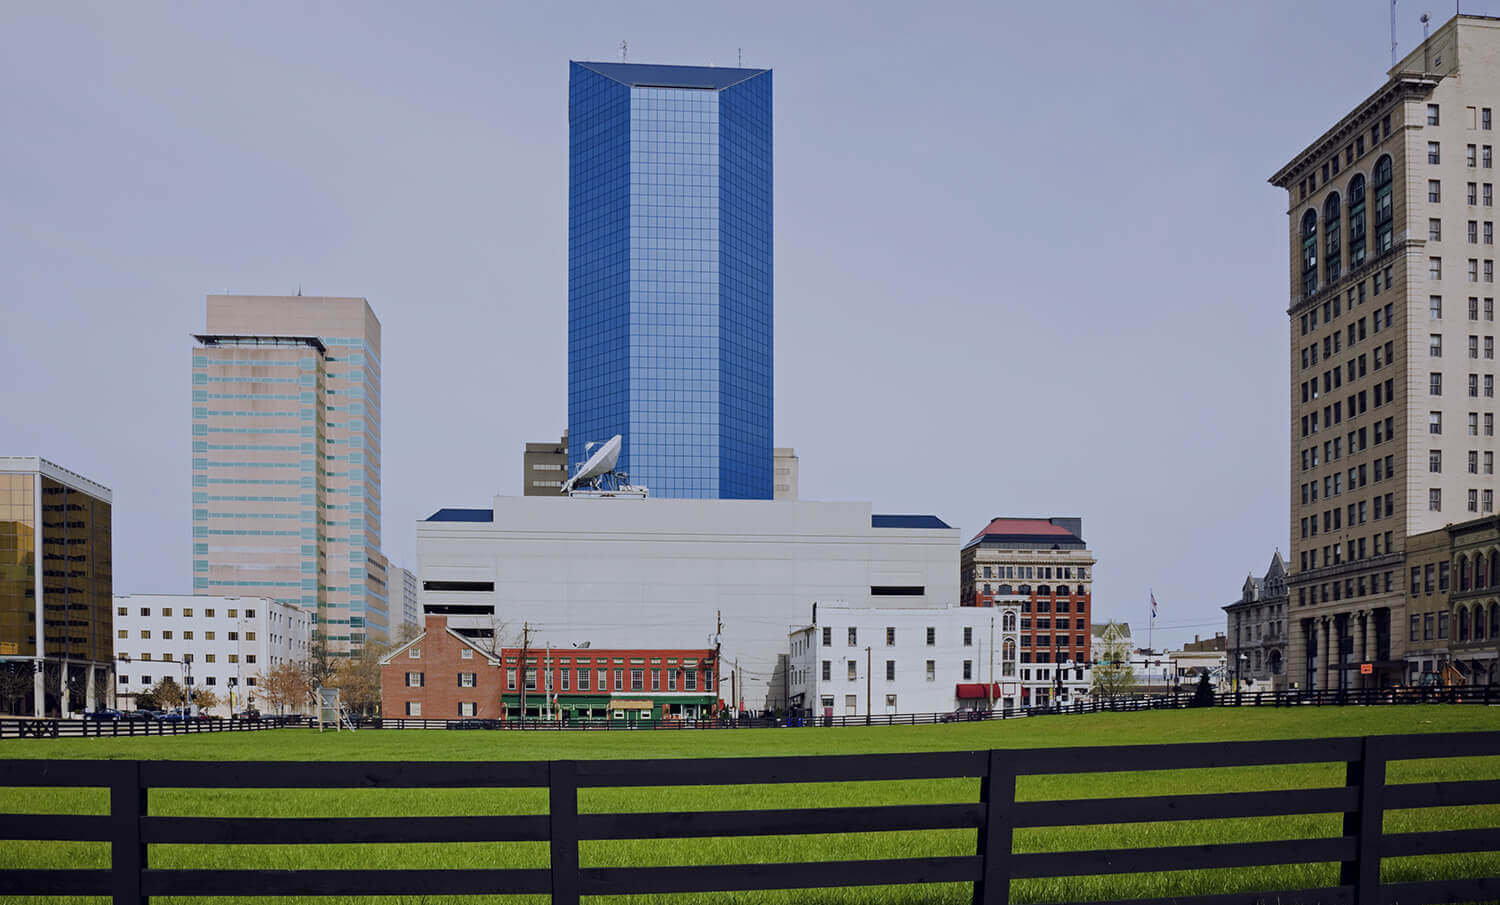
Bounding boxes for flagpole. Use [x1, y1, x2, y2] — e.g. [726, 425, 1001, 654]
[1148, 588, 1155, 653]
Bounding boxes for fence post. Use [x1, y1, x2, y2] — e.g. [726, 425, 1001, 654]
[549, 760, 580, 905]
[109, 760, 145, 905]
[1341, 735, 1386, 904]
[973, 748, 1015, 905]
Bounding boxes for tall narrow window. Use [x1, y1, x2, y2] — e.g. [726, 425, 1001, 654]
[1302, 209, 1319, 295]
[1324, 193, 1342, 283]
[1375, 156, 1394, 253]
[1347, 174, 1367, 267]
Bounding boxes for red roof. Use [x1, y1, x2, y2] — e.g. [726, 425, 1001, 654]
[967, 518, 1077, 544]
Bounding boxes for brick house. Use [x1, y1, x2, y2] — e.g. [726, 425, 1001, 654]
[378, 615, 503, 719]
[380, 614, 719, 723]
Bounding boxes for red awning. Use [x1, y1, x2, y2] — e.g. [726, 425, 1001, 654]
[955, 683, 1004, 700]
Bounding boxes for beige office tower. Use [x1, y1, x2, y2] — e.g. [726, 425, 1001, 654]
[1270, 15, 1499, 693]
[194, 295, 389, 655]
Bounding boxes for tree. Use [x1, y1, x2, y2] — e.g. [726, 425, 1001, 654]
[192, 688, 220, 713]
[149, 677, 186, 710]
[1090, 621, 1137, 701]
[303, 634, 338, 688]
[331, 641, 388, 716]
[1192, 672, 1215, 707]
[0, 662, 35, 715]
[256, 662, 311, 716]
[463, 614, 514, 658]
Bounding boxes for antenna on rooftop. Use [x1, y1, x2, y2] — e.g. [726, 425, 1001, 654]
[620, 40, 628, 62]
[1392, 0, 1399, 66]
[1422, 11, 1432, 71]
[738, 47, 743, 66]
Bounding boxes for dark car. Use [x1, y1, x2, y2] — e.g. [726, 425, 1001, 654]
[940, 709, 986, 723]
[445, 718, 498, 730]
[122, 710, 152, 721]
[83, 708, 121, 721]
[233, 709, 261, 721]
[161, 709, 192, 722]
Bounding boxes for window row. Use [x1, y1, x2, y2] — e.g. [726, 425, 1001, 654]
[1295, 570, 1396, 606]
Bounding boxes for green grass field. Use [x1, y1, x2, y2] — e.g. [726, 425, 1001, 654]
[1, 705, 1497, 905]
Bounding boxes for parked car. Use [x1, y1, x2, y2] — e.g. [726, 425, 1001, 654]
[161, 709, 192, 722]
[445, 718, 498, 730]
[83, 708, 122, 721]
[940, 709, 986, 723]
[122, 710, 152, 721]
[233, 709, 261, 721]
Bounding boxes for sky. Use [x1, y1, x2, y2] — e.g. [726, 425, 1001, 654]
[0, 0, 1475, 648]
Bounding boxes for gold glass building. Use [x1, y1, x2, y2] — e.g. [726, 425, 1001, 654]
[0, 457, 113, 716]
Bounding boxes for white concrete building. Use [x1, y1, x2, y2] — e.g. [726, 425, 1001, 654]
[397, 566, 420, 637]
[113, 594, 313, 714]
[417, 497, 959, 710]
[787, 601, 1020, 717]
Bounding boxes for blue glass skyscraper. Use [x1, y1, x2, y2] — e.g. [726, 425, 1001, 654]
[569, 61, 772, 499]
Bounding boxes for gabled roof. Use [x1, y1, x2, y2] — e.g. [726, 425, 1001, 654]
[378, 625, 502, 667]
[426, 508, 493, 522]
[872, 514, 952, 530]
[574, 60, 768, 90]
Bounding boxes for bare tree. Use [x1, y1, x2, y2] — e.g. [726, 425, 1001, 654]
[463, 614, 516, 658]
[0, 662, 35, 715]
[1090, 621, 1137, 702]
[255, 662, 311, 716]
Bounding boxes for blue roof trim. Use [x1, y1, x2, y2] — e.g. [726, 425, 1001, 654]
[872, 514, 952, 530]
[426, 508, 494, 522]
[574, 60, 768, 90]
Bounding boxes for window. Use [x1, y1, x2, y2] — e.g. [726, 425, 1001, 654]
[885, 660, 895, 681]
[847, 661, 857, 680]
[885, 627, 895, 646]
[1487, 183, 1495, 206]
[459, 702, 476, 717]
[1431, 334, 1443, 356]
[1471, 221, 1480, 243]
[1469, 144, 1478, 167]
[1430, 489, 1442, 511]
[1431, 372, 1443, 395]
[614, 669, 623, 691]
[1348, 174, 1367, 266]
[1302, 209, 1318, 294]
[1486, 107, 1493, 130]
[458, 673, 475, 687]
[408, 647, 420, 659]
[1431, 411, 1443, 434]
[1429, 104, 1441, 126]
[821, 627, 831, 646]
[1326, 193, 1342, 282]
[630, 669, 643, 691]
[962, 660, 973, 680]
[460, 648, 472, 660]
[405, 672, 424, 687]
[1470, 489, 1480, 512]
[1430, 218, 1442, 241]
[821, 660, 831, 681]
[1430, 179, 1442, 203]
[1430, 449, 1443, 473]
[925, 627, 935, 646]
[406, 701, 421, 716]
[1432, 296, 1444, 318]
[963, 627, 973, 647]
[1431, 257, 1443, 280]
[1430, 141, 1442, 164]
[925, 660, 935, 681]
[847, 627, 857, 647]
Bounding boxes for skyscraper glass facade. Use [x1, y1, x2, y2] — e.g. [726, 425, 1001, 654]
[569, 61, 772, 499]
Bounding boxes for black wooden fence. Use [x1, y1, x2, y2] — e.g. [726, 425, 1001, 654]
[0, 716, 301, 740]
[0, 731, 1497, 903]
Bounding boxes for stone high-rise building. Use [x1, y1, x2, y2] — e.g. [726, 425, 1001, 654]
[1270, 15, 1499, 691]
[194, 295, 388, 654]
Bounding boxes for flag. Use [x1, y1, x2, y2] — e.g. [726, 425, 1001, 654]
[1150, 592, 1158, 619]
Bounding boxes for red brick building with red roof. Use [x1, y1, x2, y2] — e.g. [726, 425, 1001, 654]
[960, 517, 1096, 706]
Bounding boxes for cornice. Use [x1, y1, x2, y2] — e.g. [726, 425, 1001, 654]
[1269, 76, 1439, 188]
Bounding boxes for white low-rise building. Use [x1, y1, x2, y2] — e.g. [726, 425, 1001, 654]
[113, 594, 313, 714]
[787, 601, 1020, 717]
[417, 497, 960, 710]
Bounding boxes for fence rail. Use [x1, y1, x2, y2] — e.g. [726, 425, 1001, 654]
[0, 731, 1496, 903]
[0, 716, 301, 740]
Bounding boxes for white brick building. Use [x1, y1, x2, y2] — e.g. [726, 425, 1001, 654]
[787, 602, 1021, 717]
[113, 594, 312, 714]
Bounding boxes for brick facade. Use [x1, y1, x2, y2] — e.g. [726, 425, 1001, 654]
[379, 615, 503, 719]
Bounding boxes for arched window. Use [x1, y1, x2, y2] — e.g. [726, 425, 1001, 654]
[1459, 606, 1470, 641]
[1301, 209, 1318, 294]
[1348, 174, 1367, 267]
[1002, 638, 1016, 660]
[997, 584, 1012, 595]
[1002, 611, 1016, 632]
[1490, 602, 1499, 640]
[1055, 585, 1070, 597]
[1490, 551, 1499, 586]
[1459, 556, 1471, 592]
[1018, 584, 1032, 596]
[1374, 155, 1394, 253]
[1477, 606, 1487, 641]
[1037, 585, 1051, 597]
[1324, 192, 1342, 282]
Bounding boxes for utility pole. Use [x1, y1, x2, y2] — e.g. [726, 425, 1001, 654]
[517, 622, 531, 725]
[714, 610, 723, 717]
[731, 657, 737, 719]
[865, 646, 871, 722]
[987, 616, 995, 714]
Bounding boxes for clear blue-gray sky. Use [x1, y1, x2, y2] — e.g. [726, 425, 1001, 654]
[0, 1, 1467, 646]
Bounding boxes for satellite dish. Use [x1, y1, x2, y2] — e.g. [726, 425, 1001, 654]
[560, 434, 622, 494]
